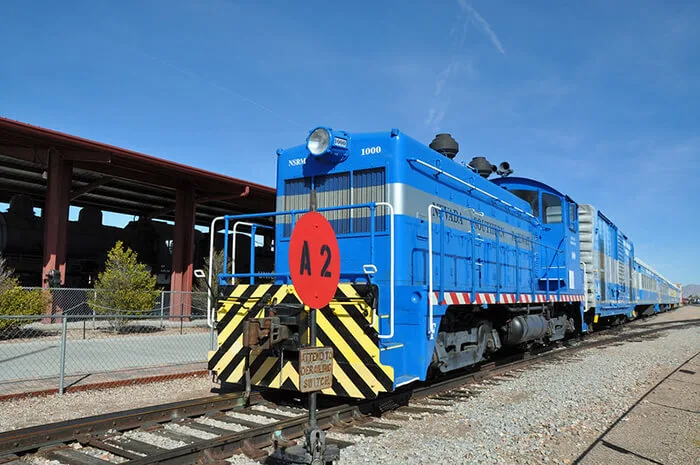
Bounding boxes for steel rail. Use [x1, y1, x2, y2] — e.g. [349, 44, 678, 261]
[0, 392, 253, 456]
[2, 317, 696, 464]
[124, 403, 363, 465]
[119, 319, 700, 465]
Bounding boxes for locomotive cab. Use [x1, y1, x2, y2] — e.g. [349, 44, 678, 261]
[492, 177, 581, 292]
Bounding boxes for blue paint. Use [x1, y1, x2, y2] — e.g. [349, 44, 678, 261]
[217, 127, 680, 390]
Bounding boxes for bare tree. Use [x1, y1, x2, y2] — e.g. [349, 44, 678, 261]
[0, 254, 16, 292]
[194, 249, 224, 301]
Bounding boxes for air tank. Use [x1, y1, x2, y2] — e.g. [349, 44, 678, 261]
[501, 314, 549, 345]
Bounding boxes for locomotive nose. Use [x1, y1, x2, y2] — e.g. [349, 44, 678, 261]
[306, 126, 350, 163]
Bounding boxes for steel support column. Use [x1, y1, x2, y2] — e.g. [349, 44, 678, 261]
[170, 185, 195, 318]
[42, 149, 72, 289]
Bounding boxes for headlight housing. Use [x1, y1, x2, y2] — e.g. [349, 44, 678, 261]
[305, 126, 350, 162]
[307, 128, 331, 156]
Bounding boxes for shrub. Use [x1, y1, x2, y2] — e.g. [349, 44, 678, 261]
[88, 241, 159, 331]
[0, 287, 52, 332]
[0, 254, 51, 333]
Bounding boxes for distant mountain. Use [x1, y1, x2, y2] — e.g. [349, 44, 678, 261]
[682, 284, 700, 297]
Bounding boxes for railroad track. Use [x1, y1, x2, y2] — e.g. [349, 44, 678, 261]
[1, 317, 696, 465]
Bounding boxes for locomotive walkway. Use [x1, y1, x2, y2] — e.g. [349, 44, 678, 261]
[576, 350, 700, 464]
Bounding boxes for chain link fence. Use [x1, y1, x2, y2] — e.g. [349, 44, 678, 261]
[0, 288, 216, 397]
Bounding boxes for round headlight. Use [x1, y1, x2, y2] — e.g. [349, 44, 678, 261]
[307, 128, 331, 156]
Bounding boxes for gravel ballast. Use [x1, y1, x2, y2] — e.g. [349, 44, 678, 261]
[224, 411, 278, 424]
[2, 308, 696, 465]
[0, 375, 215, 432]
[335, 323, 699, 465]
[122, 430, 187, 450]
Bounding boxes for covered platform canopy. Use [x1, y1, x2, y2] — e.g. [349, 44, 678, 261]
[0, 116, 275, 314]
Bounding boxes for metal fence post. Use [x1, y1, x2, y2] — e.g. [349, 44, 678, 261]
[92, 290, 97, 330]
[59, 315, 68, 394]
[210, 319, 216, 351]
[160, 291, 165, 328]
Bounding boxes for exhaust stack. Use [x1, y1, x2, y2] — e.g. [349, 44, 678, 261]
[429, 133, 459, 159]
[468, 156, 497, 178]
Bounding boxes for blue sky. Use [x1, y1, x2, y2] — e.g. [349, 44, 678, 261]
[1, 0, 698, 284]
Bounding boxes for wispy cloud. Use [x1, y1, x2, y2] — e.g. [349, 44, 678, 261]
[84, 8, 302, 128]
[425, 59, 462, 131]
[434, 59, 458, 97]
[424, 1, 503, 132]
[426, 58, 468, 129]
[457, 0, 505, 55]
[138, 50, 302, 128]
[425, 100, 451, 129]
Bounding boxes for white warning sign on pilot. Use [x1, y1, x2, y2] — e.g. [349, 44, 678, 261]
[298, 346, 334, 393]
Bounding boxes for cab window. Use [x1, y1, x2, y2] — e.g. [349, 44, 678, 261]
[568, 203, 577, 232]
[508, 189, 539, 217]
[542, 193, 562, 224]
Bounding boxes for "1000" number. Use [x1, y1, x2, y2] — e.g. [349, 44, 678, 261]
[361, 146, 382, 156]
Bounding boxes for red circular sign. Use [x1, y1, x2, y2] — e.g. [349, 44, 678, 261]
[288, 212, 340, 309]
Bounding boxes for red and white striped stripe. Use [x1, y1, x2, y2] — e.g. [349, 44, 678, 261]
[429, 292, 585, 306]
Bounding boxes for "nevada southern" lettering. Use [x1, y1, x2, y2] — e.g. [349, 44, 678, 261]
[430, 201, 501, 236]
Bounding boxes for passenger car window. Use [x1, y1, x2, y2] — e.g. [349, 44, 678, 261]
[542, 193, 562, 224]
[568, 203, 577, 232]
[508, 189, 539, 217]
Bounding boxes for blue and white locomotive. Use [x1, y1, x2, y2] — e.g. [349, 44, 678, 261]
[207, 127, 681, 399]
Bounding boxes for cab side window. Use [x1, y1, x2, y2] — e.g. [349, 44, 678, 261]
[509, 189, 539, 217]
[568, 203, 578, 232]
[542, 193, 562, 224]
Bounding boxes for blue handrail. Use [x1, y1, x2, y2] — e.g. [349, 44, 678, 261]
[470, 223, 477, 303]
[544, 246, 549, 302]
[223, 216, 230, 277]
[495, 229, 501, 303]
[515, 236, 520, 302]
[220, 202, 381, 223]
[217, 202, 387, 286]
[249, 224, 257, 284]
[439, 210, 445, 305]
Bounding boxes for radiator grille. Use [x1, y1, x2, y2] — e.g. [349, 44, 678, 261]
[316, 173, 351, 234]
[281, 168, 386, 236]
[353, 168, 386, 233]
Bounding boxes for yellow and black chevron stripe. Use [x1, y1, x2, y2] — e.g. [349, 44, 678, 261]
[207, 283, 394, 399]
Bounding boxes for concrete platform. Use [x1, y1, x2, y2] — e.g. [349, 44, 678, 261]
[576, 351, 700, 465]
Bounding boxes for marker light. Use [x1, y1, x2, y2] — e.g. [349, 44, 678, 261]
[305, 126, 350, 163]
